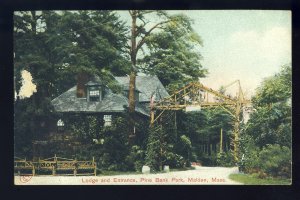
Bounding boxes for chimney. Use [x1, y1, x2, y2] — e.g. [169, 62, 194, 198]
[76, 72, 89, 98]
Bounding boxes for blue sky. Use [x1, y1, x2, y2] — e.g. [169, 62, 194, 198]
[117, 10, 291, 98]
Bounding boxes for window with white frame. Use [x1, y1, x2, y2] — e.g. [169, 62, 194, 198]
[89, 90, 100, 96]
[57, 119, 65, 132]
[103, 115, 112, 127]
[89, 86, 101, 102]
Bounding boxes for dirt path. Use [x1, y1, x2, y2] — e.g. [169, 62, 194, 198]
[15, 166, 242, 185]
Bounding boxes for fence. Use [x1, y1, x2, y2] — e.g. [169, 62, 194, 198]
[14, 155, 97, 176]
[14, 157, 36, 176]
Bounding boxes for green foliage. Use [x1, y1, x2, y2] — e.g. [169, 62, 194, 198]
[245, 102, 291, 148]
[71, 115, 131, 171]
[14, 10, 131, 159]
[229, 173, 291, 185]
[240, 65, 291, 178]
[14, 95, 57, 158]
[140, 32, 206, 93]
[14, 10, 130, 99]
[145, 125, 167, 171]
[14, 11, 209, 168]
[146, 126, 183, 172]
[258, 144, 291, 178]
[178, 135, 192, 166]
[252, 65, 291, 107]
[205, 108, 233, 145]
[175, 109, 233, 166]
[180, 135, 192, 149]
[240, 143, 291, 179]
[239, 134, 260, 172]
[134, 12, 207, 93]
[91, 116, 130, 171]
[67, 115, 101, 142]
[125, 145, 145, 172]
[164, 152, 185, 168]
[217, 151, 235, 167]
[64, 112, 152, 172]
[246, 65, 291, 148]
[200, 153, 218, 166]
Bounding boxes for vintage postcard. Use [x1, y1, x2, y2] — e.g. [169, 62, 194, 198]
[14, 10, 291, 185]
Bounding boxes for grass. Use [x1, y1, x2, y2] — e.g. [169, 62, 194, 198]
[229, 173, 291, 185]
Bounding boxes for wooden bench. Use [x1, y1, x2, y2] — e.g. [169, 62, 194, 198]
[76, 160, 97, 176]
[37, 158, 57, 175]
[15, 155, 97, 176]
[14, 157, 35, 176]
[37, 155, 96, 176]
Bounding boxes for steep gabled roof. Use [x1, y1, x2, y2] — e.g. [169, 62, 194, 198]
[51, 75, 169, 116]
[114, 75, 169, 102]
[51, 86, 149, 116]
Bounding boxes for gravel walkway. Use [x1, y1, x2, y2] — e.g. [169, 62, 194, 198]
[14, 166, 242, 185]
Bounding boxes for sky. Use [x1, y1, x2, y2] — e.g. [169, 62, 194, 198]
[117, 10, 291, 98]
[17, 10, 291, 99]
[185, 10, 291, 98]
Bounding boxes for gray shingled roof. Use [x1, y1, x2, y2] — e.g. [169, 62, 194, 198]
[114, 75, 169, 102]
[51, 75, 169, 116]
[51, 86, 149, 116]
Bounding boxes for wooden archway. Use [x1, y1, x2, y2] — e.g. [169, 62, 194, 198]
[150, 80, 251, 162]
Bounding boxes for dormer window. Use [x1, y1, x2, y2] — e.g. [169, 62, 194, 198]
[85, 78, 104, 102]
[88, 86, 101, 102]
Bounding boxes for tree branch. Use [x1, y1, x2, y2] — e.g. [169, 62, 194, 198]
[138, 17, 148, 28]
[136, 20, 171, 51]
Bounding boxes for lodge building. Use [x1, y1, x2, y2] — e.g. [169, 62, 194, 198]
[32, 74, 169, 159]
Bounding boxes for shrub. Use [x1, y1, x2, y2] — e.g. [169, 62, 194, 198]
[217, 151, 235, 167]
[258, 144, 291, 178]
[146, 125, 172, 171]
[239, 134, 261, 174]
[125, 145, 145, 172]
[165, 152, 184, 168]
[242, 144, 291, 178]
[199, 153, 218, 166]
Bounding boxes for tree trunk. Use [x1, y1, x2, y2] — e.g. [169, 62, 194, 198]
[128, 10, 137, 138]
[30, 11, 37, 34]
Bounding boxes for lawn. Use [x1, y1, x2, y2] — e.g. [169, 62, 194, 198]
[229, 173, 291, 185]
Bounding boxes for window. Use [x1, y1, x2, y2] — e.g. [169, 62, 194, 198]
[89, 88, 101, 102]
[89, 90, 100, 96]
[57, 119, 65, 132]
[103, 115, 112, 127]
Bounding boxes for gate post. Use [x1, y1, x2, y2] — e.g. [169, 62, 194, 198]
[74, 158, 77, 176]
[52, 165, 56, 176]
[32, 165, 35, 176]
[150, 110, 154, 127]
[93, 157, 97, 176]
[54, 154, 57, 176]
[233, 100, 242, 163]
